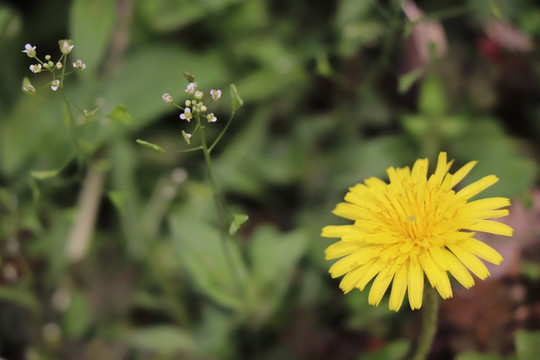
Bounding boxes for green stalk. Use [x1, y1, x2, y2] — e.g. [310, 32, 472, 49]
[197, 116, 243, 295]
[59, 87, 81, 156]
[412, 286, 439, 360]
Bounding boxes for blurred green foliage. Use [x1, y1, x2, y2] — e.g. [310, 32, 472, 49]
[1, 0, 539, 359]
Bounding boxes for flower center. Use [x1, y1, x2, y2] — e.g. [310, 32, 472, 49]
[406, 214, 417, 223]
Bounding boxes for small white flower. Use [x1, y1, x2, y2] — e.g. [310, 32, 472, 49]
[30, 64, 42, 73]
[200, 105, 207, 112]
[56, 62, 63, 69]
[185, 100, 191, 107]
[22, 44, 36, 58]
[210, 89, 222, 101]
[23, 83, 36, 94]
[59, 39, 74, 54]
[194, 90, 203, 100]
[162, 93, 173, 104]
[179, 107, 192, 122]
[207, 113, 217, 123]
[185, 82, 197, 94]
[72, 59, 86, 70]
[182, 130, 192, 144]
[51, 79, 60, 91]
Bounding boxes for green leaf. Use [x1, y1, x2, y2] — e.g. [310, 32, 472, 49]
[69, 0, 116, 76]
[229, 214, 249, 235]
[108, 190, 128, 215]
[456, 352, 505, 360]
[247, 226, 307, 324]
[169, 215, 248, 310]
[230, 83, 244, 111]
[63, 291, 92, 338]
[1, 94, 73, 177]
[448, 118, 537, 199]
[360, 340, 410, 360]
[129, 326, 197, 356]
[138, 0, 241, 32]
[401, 114, 429, 140]
[107, 104, 132, 125]
[398, 68, 422, 94]
[30, 169, 61, 180]
[0, 286, 40, 311]
[418, 74, 448, 116]
[516, 330, 540, 360]
[488, 0, 504, 21]
[0, 5, 21, 39]
[136, 139, 165, 153]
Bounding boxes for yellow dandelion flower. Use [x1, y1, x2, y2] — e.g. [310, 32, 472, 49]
[322, 152, 513, 311]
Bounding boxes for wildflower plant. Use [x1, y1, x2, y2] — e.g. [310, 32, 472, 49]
[21, 40, 88, 153]
[138, 72, 247, 245]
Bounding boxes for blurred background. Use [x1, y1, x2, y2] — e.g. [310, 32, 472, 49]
[1, 0, 540, 359]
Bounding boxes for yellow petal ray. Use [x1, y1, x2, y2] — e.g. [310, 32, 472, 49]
[321, 225, 358, 238]
[386, 167, 400, 184]
[462, 197, 511, 211]
[389, 263, 409, 311]
[458, 238, 503, 265]
[339, 264, 369, 293]
[429, 152, 447, 185]
[356, 260, 385, 291]
[465, 220, 513, 236]
[324, 241, 360, 260]
[328, 247, 380, 277]
[450, 161, 477, 187]
[333, 203, 368, 220]
[457, 209, 509, 220]
[441, 249, 475, 288]
[412, 158, 429, 182]
[456, 175, 499, 200]
[447, 244, 490, 280]
[408, 258, 424, 310]
[429, 246, 450, 270]
[419, 251, 452, 299]
[363, 233, 400, 244]
[368, 268, 395, 307]
[363, 177, 387, 189]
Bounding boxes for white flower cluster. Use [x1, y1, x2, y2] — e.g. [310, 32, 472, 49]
[21, 40, 86, 93]
[161, 78, 222, 143]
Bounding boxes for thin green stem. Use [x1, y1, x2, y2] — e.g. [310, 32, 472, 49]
[173, 145, 204, 153]
[59, 87, 81, 155]
[197, 116, 242, 295]
[412, 286, 439, 360]
[209, 111, 236, 153]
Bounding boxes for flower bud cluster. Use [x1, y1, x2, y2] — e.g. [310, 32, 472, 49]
[21, 40, 86, 94]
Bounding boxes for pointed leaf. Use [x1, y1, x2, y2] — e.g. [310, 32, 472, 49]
[136, 139, 165, 152]
[107, 104, 133, 125]
[419, 74, 447, 116]
[169, 215, 247, 310]
[230, 83, 244, 111]
[129, 326, 197, 356]
[229, 214, 249, 235]
[398, 68, 422, 94]
[31, 169, 61, 180]
[516, 330, 540, 360]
